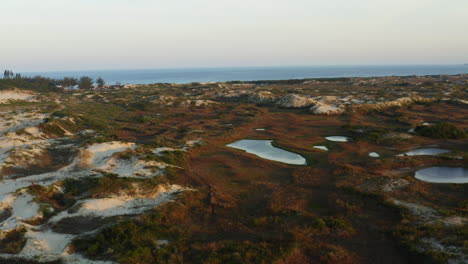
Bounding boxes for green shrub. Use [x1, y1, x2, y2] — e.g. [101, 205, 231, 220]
[63, 177, 99, 196]
[458, 200, 468, 209]
[0, 228, 27, 254]
[310, 217, 327, 230]
[159, 151, 185, 165]
[92, 173, 135, 195]
[325, 217, 349, 229]
[38, 123, 66, 137]
[51, 110, 67, 118]
[73, 212, 187, 262]
[118, 152, 134, 160]
[39, 204, 55, 218]
[415, 122, 467, 139]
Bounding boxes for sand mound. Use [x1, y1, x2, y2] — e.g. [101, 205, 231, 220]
[352, 96, 432, 112]
[247, 91, 276, 104]
[101, 157, 168, 178]
[0, 90, 36, 104]
[180, 100, 217, 107]
[50, 184, 184, 222]
[276, 94, 317, 108]
[0, 111, 47, 136]
[79, 142, 136, 168]
[0, 191, 41, 231]
[310, 103, 345, 115]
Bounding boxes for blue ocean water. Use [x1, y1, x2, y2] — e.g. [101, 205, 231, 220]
[23, 65, 468, 85]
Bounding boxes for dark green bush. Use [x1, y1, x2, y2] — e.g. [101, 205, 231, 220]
[415, 122, 466, 139]
[73, 212, 188, 263]
[38, 123, 66, 137]
[159, 151, 185, 165]
[51, 110, 68, 118]
[0, 228, 27, 254]
[0, 75, 61, 93]
[63, 177, 99, 196]
[310, 217, 327, 230]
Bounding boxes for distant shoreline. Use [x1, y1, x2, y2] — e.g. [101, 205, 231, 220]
[20, 65, 468, 85]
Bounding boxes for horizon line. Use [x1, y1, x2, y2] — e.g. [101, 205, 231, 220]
[16, 63, 468, 74]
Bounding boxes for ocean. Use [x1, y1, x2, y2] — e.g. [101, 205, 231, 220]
[23, 65, 468, 85]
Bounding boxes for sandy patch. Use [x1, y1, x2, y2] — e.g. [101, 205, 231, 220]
[0, 90, 36, 104]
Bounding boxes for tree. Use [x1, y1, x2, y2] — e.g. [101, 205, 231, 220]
[3, 70, 14, 79]
[78, 76, 93, 90]
[96, 77, 105, 88]
[61, 77, 78, 87]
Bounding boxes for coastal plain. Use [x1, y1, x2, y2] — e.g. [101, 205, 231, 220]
[0, 74, 467, 263]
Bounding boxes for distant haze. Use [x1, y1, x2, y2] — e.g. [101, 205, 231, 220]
[1, 0, 468, 72]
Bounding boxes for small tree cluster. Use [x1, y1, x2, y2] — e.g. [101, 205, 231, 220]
[1, 70, 107, 92]
[61, 77, 78, 87]
[96, 77, 105, 88]
[77, 76, 105, 89]
[3, 70, 15, 79]
[78, 76, 94, 90]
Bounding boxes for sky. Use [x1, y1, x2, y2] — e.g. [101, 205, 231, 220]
[1, 0, 468, 71]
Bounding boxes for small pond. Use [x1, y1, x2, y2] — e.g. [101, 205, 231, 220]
[369, 152, 380, 158]
[313, 146, 329, 151]
[227, 139, 307, 165]
[415, 167, 468, 183]
[325, 136, 351, 142]
[398, 148, 450, 157]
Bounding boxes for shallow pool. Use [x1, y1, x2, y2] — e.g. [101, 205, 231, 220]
[398, 148, 450, 157]
[415, 167, 468, 183]
[227, 139, 307, 165]
[313, 146, 329, 151]
[325, 136, 351, 142]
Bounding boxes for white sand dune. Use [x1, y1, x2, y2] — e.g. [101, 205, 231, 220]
[102, 157, 168, 178]
[0, 192, 40, 231]
[50, 184, 184, 222]
[0, 111, 47, 135]
[80, 141, 136, 168]
[0, 90, 36, 104]
[0, 111, 187, 263]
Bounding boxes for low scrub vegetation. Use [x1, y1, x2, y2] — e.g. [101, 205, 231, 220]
[415, 122, 467, 139]
[73, 209, 291, 264]
[0, 228, 27, 254]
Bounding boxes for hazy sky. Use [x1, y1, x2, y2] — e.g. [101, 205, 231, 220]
[1, 0, 468, 71]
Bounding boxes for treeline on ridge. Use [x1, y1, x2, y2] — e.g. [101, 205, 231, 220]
[1, 70, 105, 92]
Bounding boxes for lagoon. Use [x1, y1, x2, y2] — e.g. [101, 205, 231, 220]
[415, 167, 468, 183]
[398, 148, 450, 157]
[227, 139, 306, 165]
